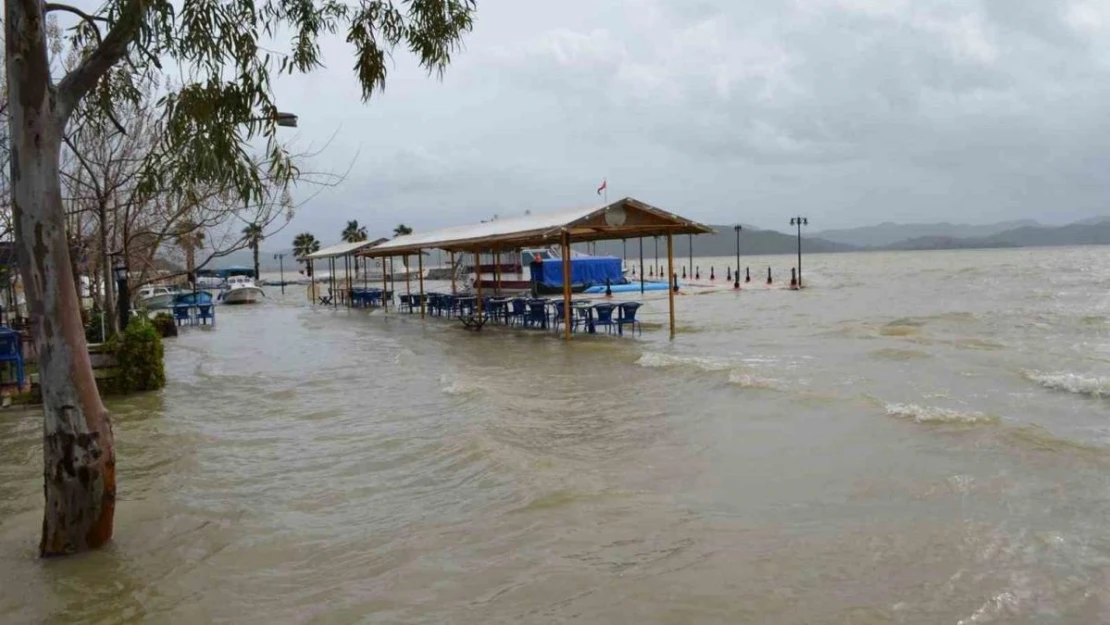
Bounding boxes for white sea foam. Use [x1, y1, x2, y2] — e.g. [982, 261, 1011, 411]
[1023, 371, 1110, 398]
[885, 403, 999, 425]
[440, 374, 479, 396]
[727, 372, 785, 390]
[636, 352, 733, 372]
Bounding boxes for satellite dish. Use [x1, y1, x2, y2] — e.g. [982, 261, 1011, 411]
[604, 205, 626, 226]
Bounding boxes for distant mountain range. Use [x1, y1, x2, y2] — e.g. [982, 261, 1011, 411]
[204, 216, 1110, 271]
[812, 220, 1043, 248]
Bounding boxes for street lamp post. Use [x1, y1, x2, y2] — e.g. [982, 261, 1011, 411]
[733, 225, 742, 290]
[688, 234, 693, 283]
[112, 255, 130, 331]
[273, 253, 286, 294]
[789, 216, 808, 288]
[654, 236, 659, 278]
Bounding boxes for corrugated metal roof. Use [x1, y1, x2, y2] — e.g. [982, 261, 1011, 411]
[302, 238, 388, 260]
[361, 197, 712, 256]
[368, 205, 600, 255]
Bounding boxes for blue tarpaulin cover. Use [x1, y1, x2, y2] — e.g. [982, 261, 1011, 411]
[538, 257, 623, 287]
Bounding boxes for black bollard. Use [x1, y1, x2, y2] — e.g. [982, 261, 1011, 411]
[605, 277, 613, 298]
[710, 266, 715, 281]
[746, 267, 751, 283]
[631, 265, 636, 276]
[673, 273, 679, 293]
[767, 266, 772, 285]
[733, 267, 740, 290]
[790, 267, 797, 288]
[695, 266, 700, 280]
[682, 267, 687, 279]
[649, 266, 654, 277]
[727, 267, 732, 281]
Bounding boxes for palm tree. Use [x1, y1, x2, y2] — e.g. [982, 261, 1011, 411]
[242, 222, 264, 278]
[292, 232, 320, 261]
[341, 220, 368, 243]
[393, 224, 413, 238]
[174, 220, 206, 279]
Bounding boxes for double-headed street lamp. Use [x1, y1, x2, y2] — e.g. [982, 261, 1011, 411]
[789, 216, 808, 288]
[273, 253, 286, 294]
[274, 112, 298, 127]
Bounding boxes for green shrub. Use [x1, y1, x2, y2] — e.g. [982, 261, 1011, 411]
[106, 318, 165, 393]
[85, 308, 108, 344]
[151, 312, 178, 338]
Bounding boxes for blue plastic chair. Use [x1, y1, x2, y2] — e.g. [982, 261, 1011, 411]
[173, 305, 193, 326]
[617, 302, 642, 336]
[552, 301, 581, 334]
[593, 303, 617, 334]
[0, 330, 24, 388]
[509, 298, 528, 326]
[197, 304, 215, 325]
[525, 300, 548, 329]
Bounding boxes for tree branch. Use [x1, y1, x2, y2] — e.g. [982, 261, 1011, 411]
[45, 2, 106, 45]
[44, 3, 109, 22]
[55, 0, 146, 123]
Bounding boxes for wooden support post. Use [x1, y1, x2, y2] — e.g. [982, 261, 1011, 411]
[450, 251, 457, 294]
[330, 257, 337, 308]
[344, 255, 351, 307]
[562, 230, 572, 341]
[404, 254, 412, 312]
[418, 251, 426, 318]
[382, 256, 389, 311]
[667, 233, 676, 339]
[494, 249, 501, 295]
[474, 249, 483, 321]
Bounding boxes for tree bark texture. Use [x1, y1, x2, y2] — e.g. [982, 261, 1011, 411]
[7, 0, 116, 556]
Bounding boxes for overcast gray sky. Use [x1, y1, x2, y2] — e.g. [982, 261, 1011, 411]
[268, 0, 1110, 248]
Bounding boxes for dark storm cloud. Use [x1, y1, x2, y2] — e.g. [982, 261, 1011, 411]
[270, 0, 1110, 245]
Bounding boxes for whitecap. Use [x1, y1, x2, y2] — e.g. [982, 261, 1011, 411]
[885, 403, 999, 425]
[1023, 370, 1110, 398]
[636, 352, 733, 372]
[727, 372, 785, 390]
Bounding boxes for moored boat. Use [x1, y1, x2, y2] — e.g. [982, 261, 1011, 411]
[217, 275, 265, 305]
[136, 285, 180, 310]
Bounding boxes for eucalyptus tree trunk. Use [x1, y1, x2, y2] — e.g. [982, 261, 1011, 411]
[7, 0, 116, 556]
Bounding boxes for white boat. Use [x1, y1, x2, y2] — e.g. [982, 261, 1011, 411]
[217, 275, 265, 305]
[135, 285, 179, 310]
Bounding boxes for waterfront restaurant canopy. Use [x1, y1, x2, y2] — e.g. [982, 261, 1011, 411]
[302, 238, 389, 261]
[357, 197, 714, 258]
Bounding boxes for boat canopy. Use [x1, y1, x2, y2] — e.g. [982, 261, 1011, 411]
[534, 256, 623, 287]
[197, 267, 255, 279]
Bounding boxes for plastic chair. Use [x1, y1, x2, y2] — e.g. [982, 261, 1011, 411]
[509, 298, 528, 326]
[616, 302, 642, 336]
[593, 303, 617, 334]
[552, 301, 580, 334]
[525, 300, 548, 329]
[0, 330, 25, 388]
[173, 305, 193, 326]
[197, 304, 215, 325]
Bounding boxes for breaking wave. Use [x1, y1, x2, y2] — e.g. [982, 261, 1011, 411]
[885, 403, 999, 425]
[636, 352, 733, 372]
[1023, 371, 1110, 398]
[726, 372, 785, 390]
